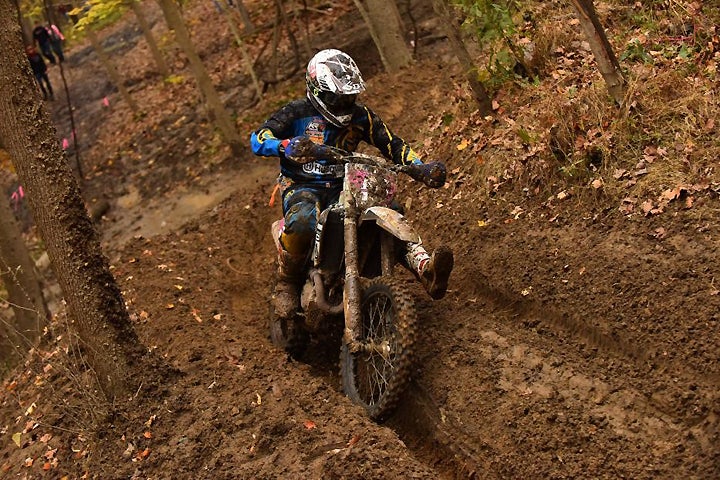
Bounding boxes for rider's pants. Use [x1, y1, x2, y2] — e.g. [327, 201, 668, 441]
[279, 182, 341, 257]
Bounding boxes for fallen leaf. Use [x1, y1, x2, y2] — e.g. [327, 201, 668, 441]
[456, 138, 469, 150]
[651, 227, 667, 239]
[24, 457, 33, 467]
[303, 420, 316, 430]
[144, 415, 156, 427]
[39, 433, 52, 443]
[5, 381, 17, 391]
[143, 431, 152, 439]
[641, 200, 654, 214]
[12, 432, 21, 447]
[591, 178, 603, 189]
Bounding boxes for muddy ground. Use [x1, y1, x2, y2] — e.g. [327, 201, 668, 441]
[1, 0, 719, 478]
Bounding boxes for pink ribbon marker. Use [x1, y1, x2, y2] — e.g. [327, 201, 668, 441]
[102, 97, 110, 107]
[62, 138, 69, 150]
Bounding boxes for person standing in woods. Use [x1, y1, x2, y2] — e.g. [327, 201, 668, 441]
[46, 23, 66, 63]
[26, 46, 54, 100]
[250, 48, 454, 319]
[32, 23, 56, 64]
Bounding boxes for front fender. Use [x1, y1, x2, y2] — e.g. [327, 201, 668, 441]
[359, 206, 421, 243]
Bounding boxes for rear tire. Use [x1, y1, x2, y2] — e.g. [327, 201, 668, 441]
[269, 302, 307, 359]
[340, 276, 417, 420]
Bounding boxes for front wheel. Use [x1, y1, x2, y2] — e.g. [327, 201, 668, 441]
[340, 276, 417, 420]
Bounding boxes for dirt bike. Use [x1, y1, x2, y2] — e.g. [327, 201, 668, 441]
[269, 148, 439, 420]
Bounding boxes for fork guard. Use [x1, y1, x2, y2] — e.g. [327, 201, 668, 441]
[359, 206, 421, 244]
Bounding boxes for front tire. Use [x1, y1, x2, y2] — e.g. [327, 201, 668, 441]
[340, 276, 417, 420]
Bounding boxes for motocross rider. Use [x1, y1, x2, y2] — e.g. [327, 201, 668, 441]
[250, 48, 454, 319]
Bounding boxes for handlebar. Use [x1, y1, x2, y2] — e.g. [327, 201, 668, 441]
[318, 146, 418, 175]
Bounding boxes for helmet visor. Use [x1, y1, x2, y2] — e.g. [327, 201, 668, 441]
[318, 91, 357, 110]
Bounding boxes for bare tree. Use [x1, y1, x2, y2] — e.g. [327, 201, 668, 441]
[353, 0, 412, 72]
[0, 176, 50, 368]
[568, 0, 626, 104]
[157, 0, 243, 153]
[216, 0, 262, 100]
[127, 0, 170, 77]
[233, 0, 255, 35]
[0, 175, 49, 357]
[0, 1, 147, 403]
[86, 27, 141, 114]
[431, 0, 493, 115]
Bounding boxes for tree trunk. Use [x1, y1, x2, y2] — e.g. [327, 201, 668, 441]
[353, 0, 412, 72]
[156, 0, 242, 153]
[0, 177, 49, 353]
[234, 0, 255, 35]
[568, 0, 626, 104]
[128, 0, 170, 77]
[431, 0, 493, 115]
[217, 0, 262, 100]
[0, 1, 146, 403]
[86, 28, 140, 114]
[9, 0, 30, 45]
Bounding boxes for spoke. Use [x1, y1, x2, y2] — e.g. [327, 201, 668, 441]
[355, 290, 399, 406]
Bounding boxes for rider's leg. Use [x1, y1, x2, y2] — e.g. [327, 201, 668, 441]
[273, 188, 320, 318]
[405, 241, 454, 300]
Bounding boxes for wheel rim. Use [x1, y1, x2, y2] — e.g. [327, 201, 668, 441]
[354, 290, 398, 407]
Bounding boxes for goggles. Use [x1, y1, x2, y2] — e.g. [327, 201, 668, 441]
[318, 91, 357, 110]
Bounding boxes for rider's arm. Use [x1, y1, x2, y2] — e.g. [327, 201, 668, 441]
[250, 127, 284, 157]
[250, 99, 309, 158]
[359, 105, 423, 166]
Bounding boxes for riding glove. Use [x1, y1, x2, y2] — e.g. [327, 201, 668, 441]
[408, 161, 446, 188]
[280, 136, 318, 164]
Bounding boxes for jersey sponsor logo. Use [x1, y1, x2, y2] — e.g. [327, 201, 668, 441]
[305, 118, 326, 144]
[301, 162, 343, 177]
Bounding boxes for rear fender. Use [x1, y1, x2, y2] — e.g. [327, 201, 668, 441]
[359, 207, 420, 243]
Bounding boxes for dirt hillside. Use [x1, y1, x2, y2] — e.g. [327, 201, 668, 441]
[2, 0, 719, 479]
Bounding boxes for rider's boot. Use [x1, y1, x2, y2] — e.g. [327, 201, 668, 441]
[273, 250, 306, 318]
[406, 243, 454, 300]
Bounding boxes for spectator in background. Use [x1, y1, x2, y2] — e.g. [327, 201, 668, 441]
[26, 46, 54, 100]
[32, 23, 56, 64]
[47, 23, 65, 63]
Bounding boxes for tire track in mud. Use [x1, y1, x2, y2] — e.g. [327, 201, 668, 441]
[464, 272, 719, 454]
[386, 382, 502, 479]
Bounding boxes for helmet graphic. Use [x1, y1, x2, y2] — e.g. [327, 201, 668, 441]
[306, 49, 366, 127]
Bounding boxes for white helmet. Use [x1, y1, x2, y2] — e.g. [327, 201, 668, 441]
[306, 49, 366, 127]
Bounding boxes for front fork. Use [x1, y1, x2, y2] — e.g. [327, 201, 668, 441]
[343, 199, 362, 350]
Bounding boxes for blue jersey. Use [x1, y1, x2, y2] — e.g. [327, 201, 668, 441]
[250, 98, 422, 185]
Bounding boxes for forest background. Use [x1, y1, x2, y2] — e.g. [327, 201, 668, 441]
[0, 0, 718, 478]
